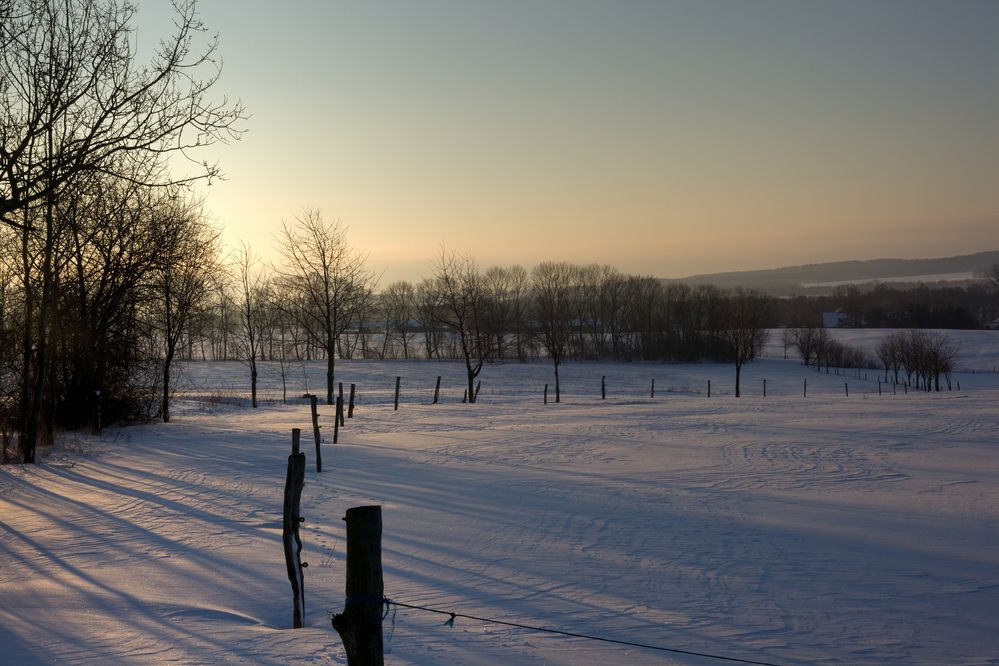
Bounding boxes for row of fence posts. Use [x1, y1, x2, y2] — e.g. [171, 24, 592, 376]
[281, 361, 983, 661]
[282, 385, 385, 663]
[387, 372, 969, 407]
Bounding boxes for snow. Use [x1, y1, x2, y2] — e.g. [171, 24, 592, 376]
[3, 331, 999, 664]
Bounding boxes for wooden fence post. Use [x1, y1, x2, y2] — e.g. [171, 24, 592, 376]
[334, 397, 342, 444]
[651, 378, 655, 399]
[348, 384, 356, 418]
[803, 379, 807, 398]
[310, 395, 322, 473]
[283, 429, 307, 629]
[544, 383, 548, 405]
[707, 379, 711, 398]
[601, 375, 606, 400]
[433, 376, 441, 405]
[845, 382, 849, 397]
[332, 505, 384, 666]
[763, 379, 766, 398]
[394, 377, 400, 411]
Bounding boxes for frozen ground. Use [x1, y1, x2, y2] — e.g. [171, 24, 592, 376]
[2, 329, 998, 665]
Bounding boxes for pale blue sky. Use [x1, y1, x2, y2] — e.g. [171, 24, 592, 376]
[137, 0, 999, 283]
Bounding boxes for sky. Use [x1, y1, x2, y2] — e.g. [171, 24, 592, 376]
[137, 0, 999, 285]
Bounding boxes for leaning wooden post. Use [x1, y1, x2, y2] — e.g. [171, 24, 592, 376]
[348, 384, 356, 418]
[393, 376, 400, 411]
[310, 395, 322, 473]
[331, 505, 384, 666]
[544, 383, 548, 405]
[283, 429, 307, 629]
[601, 375, 606, 400]
[432, 376, 441, 405]
[844, 382, 849, 397]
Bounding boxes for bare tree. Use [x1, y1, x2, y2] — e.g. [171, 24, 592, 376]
[432, 247, 494, 403]
[0, 0, 244, 231]
[274, 210, 373, 405]
[531, 262, 574, 403]
[151, 201, 220, 423]
[719, 288, 771, 397]
[382, 280, 416, 359]
[233, 243, 268, 407]
[415, 277, 445, 359]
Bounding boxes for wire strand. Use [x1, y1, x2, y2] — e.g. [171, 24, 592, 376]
[382, 598, 791, 666]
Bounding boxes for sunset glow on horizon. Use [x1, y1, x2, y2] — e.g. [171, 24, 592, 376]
[139, 0, 999, 285]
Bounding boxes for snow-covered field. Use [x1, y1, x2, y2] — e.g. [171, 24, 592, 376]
[2, 329, 999, 665]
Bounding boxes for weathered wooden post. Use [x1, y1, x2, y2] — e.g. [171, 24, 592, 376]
[339, 382, 345, 409]
[707, 379, 711, 398]
[601, 375, 606, 400]
[845, 382, 849, 397]
[331, 505, 384, 666]
[432, 376, 441, 405]
[283, 429, 307, 629]
[310, 395, 322, 473]
[651, 378, 655, 399]
[878, 379, 882, 396]
[334, 397, 343, 444]
[348, 384, 356, 418]
[393, 376, 400, 411]
[763, 379, 767, 398]
[544, 383, 548, 404]
[803, 378, 807, 398]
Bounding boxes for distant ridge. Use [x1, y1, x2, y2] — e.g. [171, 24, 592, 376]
[668, 250, 999, 296]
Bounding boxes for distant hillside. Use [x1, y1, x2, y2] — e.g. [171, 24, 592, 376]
[668, 251, 999, 296]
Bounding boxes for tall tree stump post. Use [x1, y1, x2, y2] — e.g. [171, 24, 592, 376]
[348, 383, 356, 418]
[332, 505, 384, 666]
[310, 395, 322, 473]
[394, 377, 401, 411]
[283, 429, 307, 628]
[334, 397, 343, 444]
[433, 376, 441, 405]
